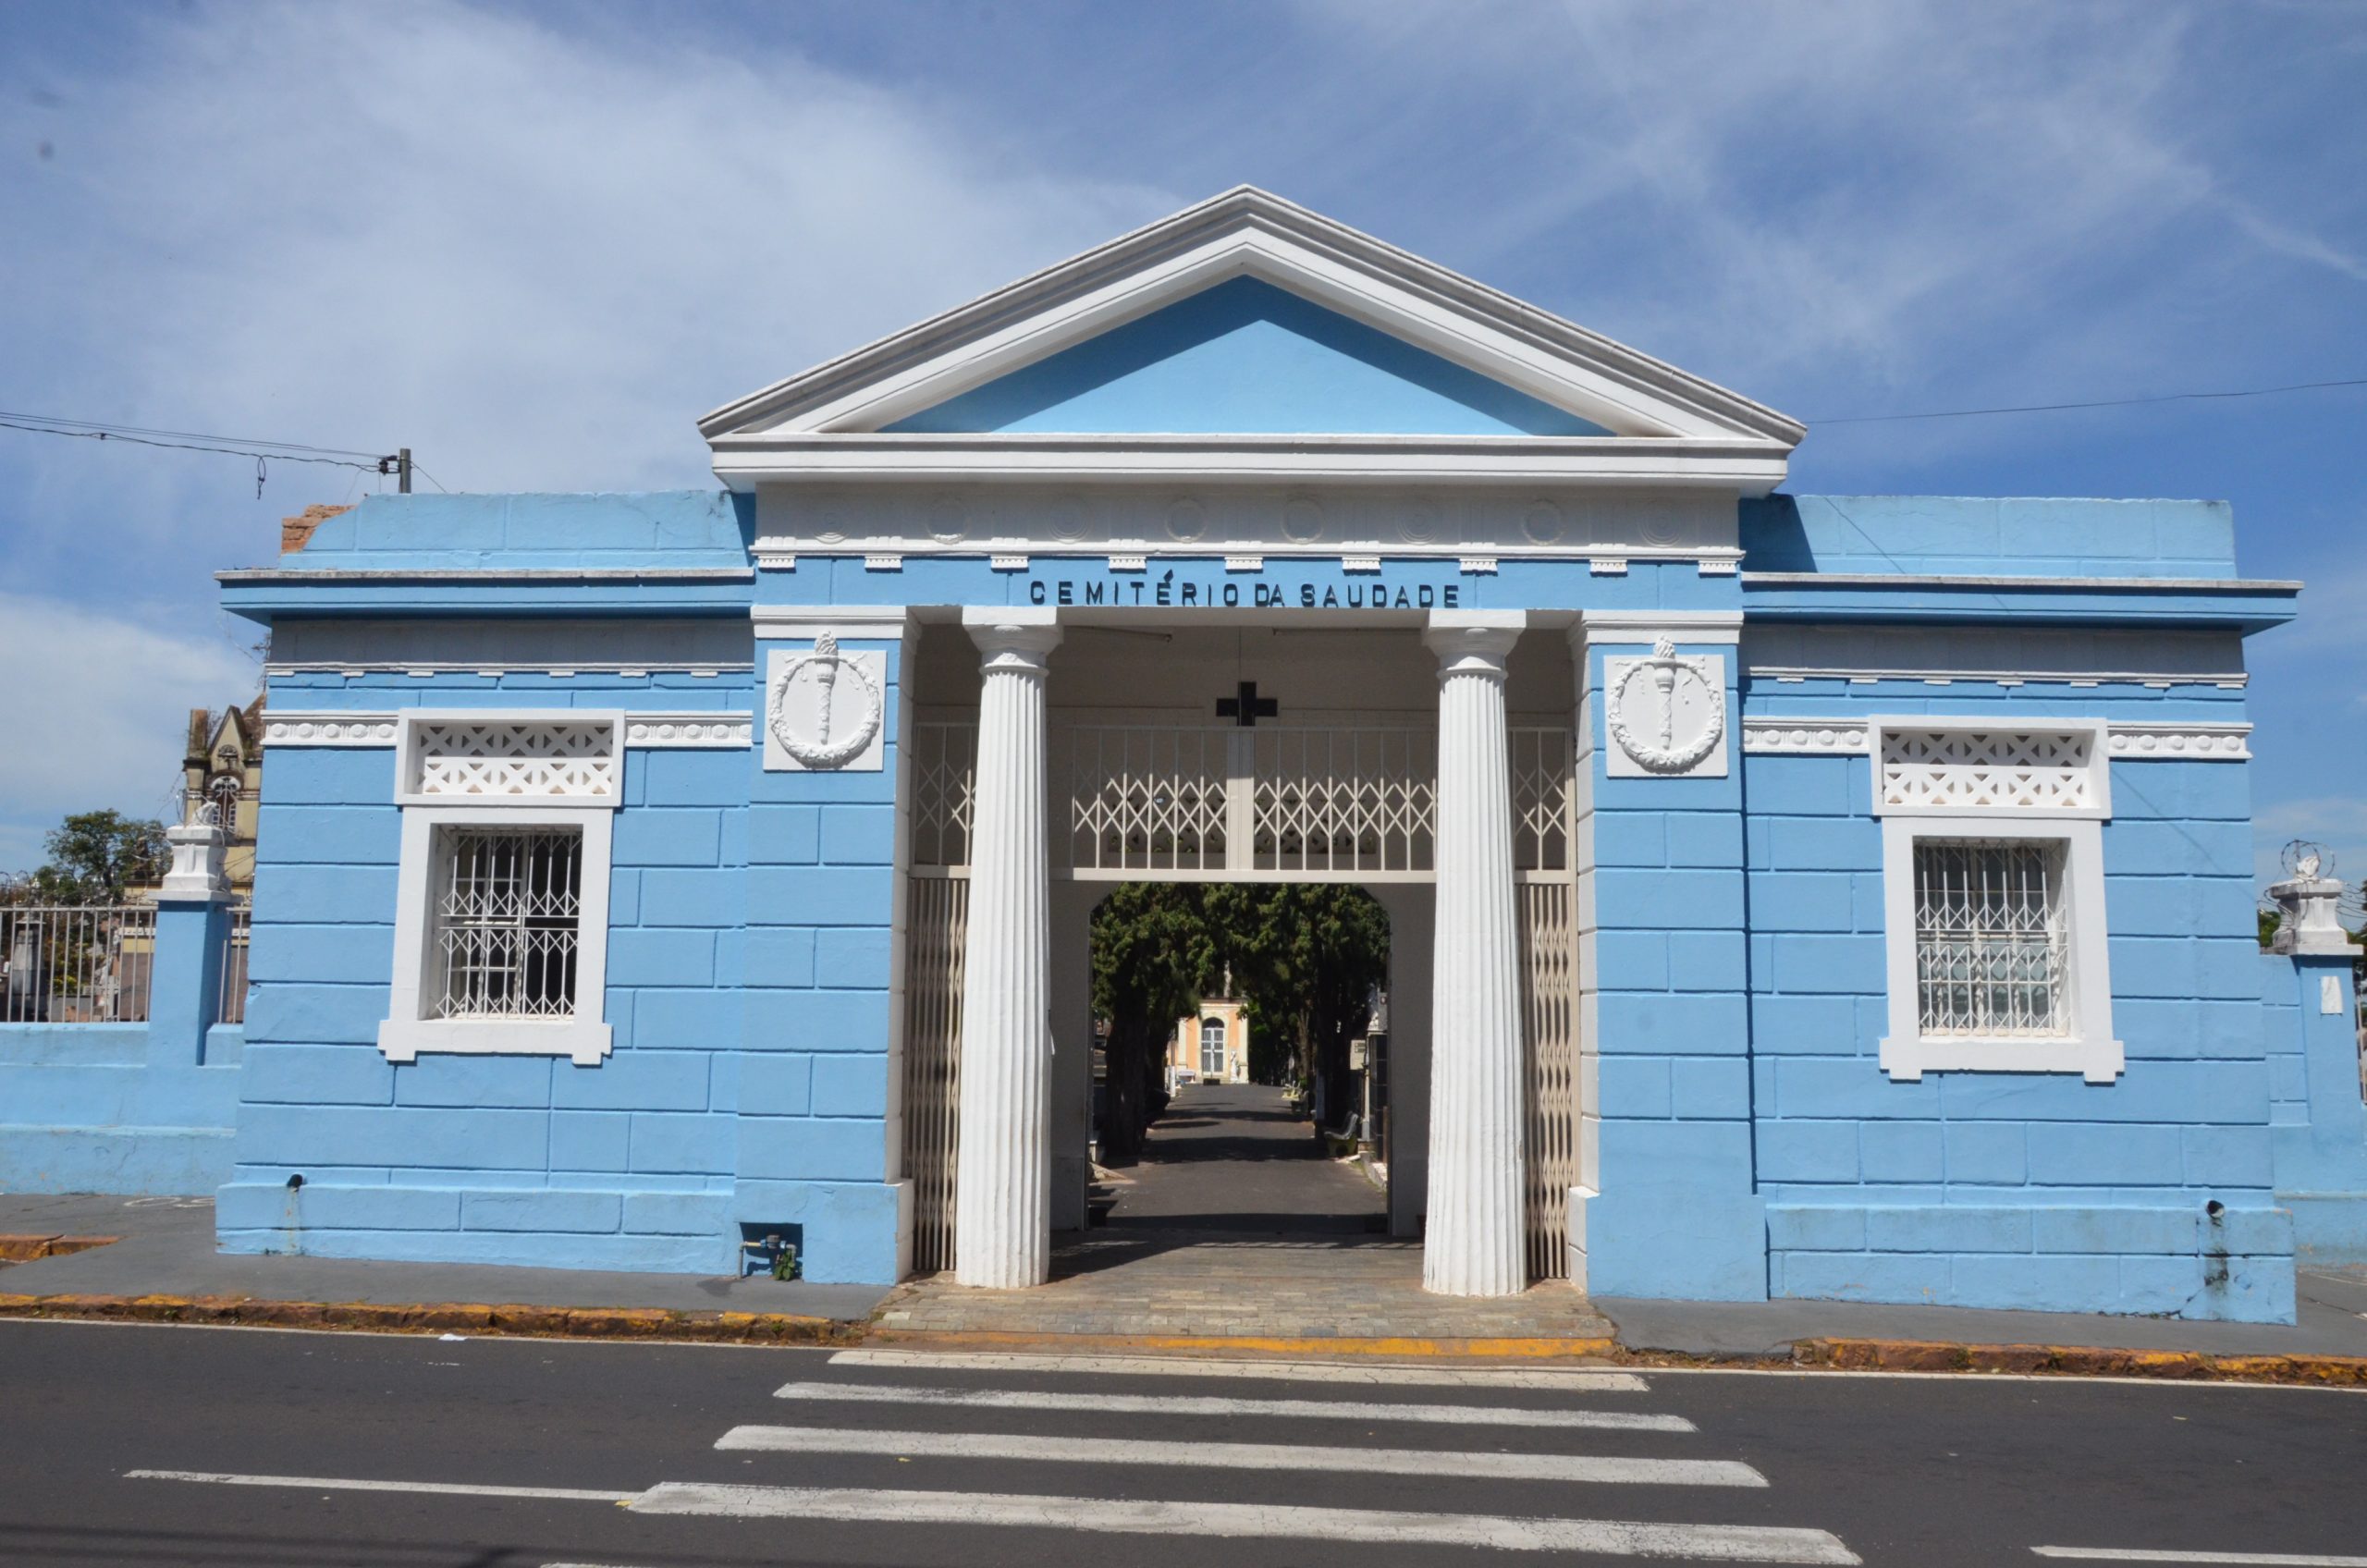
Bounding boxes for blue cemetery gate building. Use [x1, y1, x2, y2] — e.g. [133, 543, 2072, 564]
[6, 189, 2361, 1317]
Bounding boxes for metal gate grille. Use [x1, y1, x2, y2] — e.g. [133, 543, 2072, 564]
[1519, 880, 1580, 1281]
[901, 876, 969, 1273]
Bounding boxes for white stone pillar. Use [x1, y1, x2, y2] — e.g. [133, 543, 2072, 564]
[954, 607, 1062, 1288]
[1421, 611, 1528, 1297]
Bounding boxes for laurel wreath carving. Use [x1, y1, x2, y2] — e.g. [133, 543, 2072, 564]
[1605, 639, 1725, 774]
[767, 633, 883, 769]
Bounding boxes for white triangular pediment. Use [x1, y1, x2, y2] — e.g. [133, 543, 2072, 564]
[703, 189, 1800, 449]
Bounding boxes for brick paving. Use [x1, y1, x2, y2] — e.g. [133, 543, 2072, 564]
[881, 1083, 1610, 1341]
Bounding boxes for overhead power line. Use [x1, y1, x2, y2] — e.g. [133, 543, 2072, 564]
[1807, 376, 2367, 426]
[0, 410, 422, 494]
[0, 410, 386, 459]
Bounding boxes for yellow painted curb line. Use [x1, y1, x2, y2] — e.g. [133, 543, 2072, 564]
[1790, 1337, 2367, 1387]
[0, 1291, 855, 1345]
[865, 1328, 1620, 1361]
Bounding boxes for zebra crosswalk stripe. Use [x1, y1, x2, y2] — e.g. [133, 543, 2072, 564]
[769, 1380, 1695, 1431]
[828, 1348, 1650, 1391]
[630, 1482, 1860, 1563]
[716, 1423, 1767, 1487]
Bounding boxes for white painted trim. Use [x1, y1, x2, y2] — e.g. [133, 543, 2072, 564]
[1740, 718, 2251, 760]
[1745, 667, 2247, 689]
[2103, 723, 2253, 761]
[621, 713, 753, 748]
[1877, 815, 2122, 1084]
[265, 711, 751, 748]
[392, 710, 623, 807]
[1738, 718, 1873, 754]
[1573, 609, 1744, 647]
[264, 663, 750, 678]
[1868, 717, 2113, 821]
[716, 436, 1793, 490]
[1743, 571, 2300, 592]
[379, 803, 614, 1066]
[261, 714, 401, 747]
[751, 604, 914, 642]
[699, 188, 1803, 447]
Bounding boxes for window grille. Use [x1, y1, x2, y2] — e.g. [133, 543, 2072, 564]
[1913, 839, 2069, 1038]
[430, 827, 583, 1020]
[1199, 1017, 1226, 1077]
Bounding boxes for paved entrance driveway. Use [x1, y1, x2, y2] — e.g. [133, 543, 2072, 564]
[1101, 1081, 1386, 1233]
[880, 1084, 1609, 1345]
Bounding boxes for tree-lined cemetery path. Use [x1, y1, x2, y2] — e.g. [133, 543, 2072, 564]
[1104, 1081, 1386, 1235]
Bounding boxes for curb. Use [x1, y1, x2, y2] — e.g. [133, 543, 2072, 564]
[1782, 1337, 2367, 1387]
[0, 1291, 859, 1345]
[865, 1329, 1620, 1360]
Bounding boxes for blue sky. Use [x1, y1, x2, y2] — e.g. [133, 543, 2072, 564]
[2, 0, 2361, 895]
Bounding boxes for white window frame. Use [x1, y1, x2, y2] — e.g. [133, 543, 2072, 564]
[1872, 718, 2122, 1084]
[378, 712, 620, 1066]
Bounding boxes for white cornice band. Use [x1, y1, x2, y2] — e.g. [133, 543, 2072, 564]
[750, 605, 916, 642]
[1740, 717, 2251, 760]
[266, 712, 753, 749]
[1572, 610, 1746, 647]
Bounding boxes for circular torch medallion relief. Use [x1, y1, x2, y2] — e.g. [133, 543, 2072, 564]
[1605, 638, 1726, 774]
[767, 632, 883, 769]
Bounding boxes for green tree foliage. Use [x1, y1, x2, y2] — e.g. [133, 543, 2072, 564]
[1090, 882, 1390, 1158]
[1089, 883, 1217, 1163]
[2, 811, 169, 904]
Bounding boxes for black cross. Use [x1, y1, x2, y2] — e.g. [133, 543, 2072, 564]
[1215, 680, 1279, 728]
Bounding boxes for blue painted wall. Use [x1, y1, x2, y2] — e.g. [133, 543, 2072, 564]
[885, 277, 1610, 436]
[2267, 955, 2367, 1261]
[1741, 495, 2238, 580]
[0, 899, 243, 1195]
[1730, 679, 2292, 1321]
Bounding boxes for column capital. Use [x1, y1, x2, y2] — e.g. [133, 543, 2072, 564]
[963, 606, 1062, 668]
[1424, 610, 1524, 673]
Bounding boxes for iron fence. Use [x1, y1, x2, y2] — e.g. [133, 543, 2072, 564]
[217, 903, 252, 1025]
[0, 904, 157, 1023]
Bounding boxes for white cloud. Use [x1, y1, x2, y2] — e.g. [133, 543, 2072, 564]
[0, 1, 1174, 578]
[1291, 0, 2363, 410]
[0, 594, 259, 873]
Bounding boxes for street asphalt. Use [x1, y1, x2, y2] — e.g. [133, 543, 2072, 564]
[2, 1317, 2361, 1566]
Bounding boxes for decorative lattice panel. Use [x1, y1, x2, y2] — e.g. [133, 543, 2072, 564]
[1251, 727, 1437, 875]
[1511, 727, 1574, 873]
[901, 875, 968, 1273]
[910, 723, 978, 868]
[1519, 879, 1580, 1281]
[1879, 728, 2095, 814]
[411, 720, 618, 800]
[1063, 727, 1231, 873]
[1913, 839, 2068, 1038]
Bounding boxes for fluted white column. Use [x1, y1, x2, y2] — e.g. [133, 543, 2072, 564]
[954, 607, 1062, 1288]
[1422, 612, 1528, 1297]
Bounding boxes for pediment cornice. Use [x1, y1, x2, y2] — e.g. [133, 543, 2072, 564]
[700, 188, 1802, 487]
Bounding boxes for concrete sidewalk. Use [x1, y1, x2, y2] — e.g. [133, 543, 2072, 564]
[0, 1193, 888, 1335]
[1601, 1264, 2367, 1364]
[6, 1189, 2365, 1380]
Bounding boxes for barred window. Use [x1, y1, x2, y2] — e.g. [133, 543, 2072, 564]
[1913, 839, 2068, 1038]
[1200, 1017, 1226, 1077]
[430, 827, 583, 1020]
